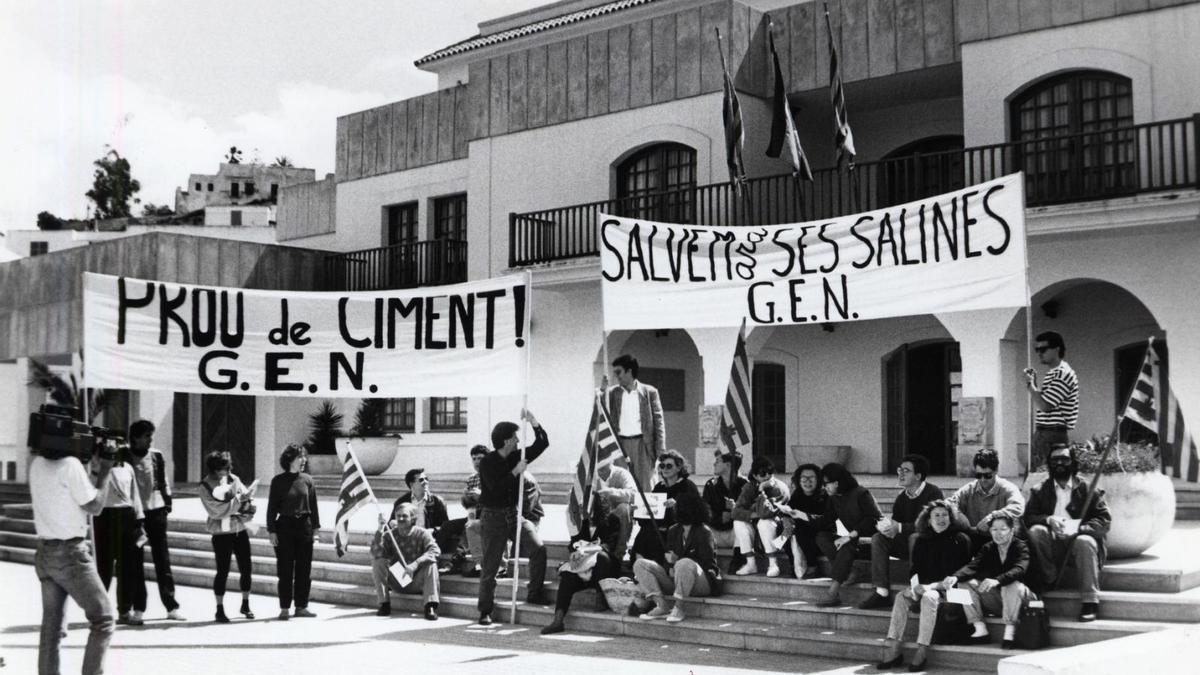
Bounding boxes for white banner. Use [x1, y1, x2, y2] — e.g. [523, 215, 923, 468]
[601, 173, 1027, 330]
[83, 273, 530, 397]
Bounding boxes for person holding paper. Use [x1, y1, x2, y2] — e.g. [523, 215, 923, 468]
[607, 354, 666, 491]
[949, 513, 1036, 649]
[632, 491, 720, 623]
[370, 502, 441, 620]
[198, 451, 256, 623]
[814, 463, 882, 607]
[945, 449, 1025, 550]
[778, 463, 828, 579]
[266, 444, 321, 620]
[476, 410, 550, 625]
[540, 496, 623, 634]
[631, 450, 700, 564]
[701, 450, 747, 550]
[1024, 443, 1111, 622]
[877, 499, 972, 671]
[860, 454, 945, 610]
[731, 456, 790, 577]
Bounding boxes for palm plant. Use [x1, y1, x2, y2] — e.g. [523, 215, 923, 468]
[349, 398, 389, 438]
[305, 400, 343, 455]
[26, 358, 110, 423]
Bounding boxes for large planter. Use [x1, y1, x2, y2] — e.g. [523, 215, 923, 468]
[789, 445, 851, 472]
[344, 437, 400, 476]
[1025, 470, 1175, 559]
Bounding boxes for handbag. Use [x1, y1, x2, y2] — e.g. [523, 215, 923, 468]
[598, 577, 647, 614]
[1014, 600, 1051, 650]
[932, 602, 971, 645]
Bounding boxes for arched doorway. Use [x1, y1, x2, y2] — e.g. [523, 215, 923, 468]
[884, 340, 962, 474]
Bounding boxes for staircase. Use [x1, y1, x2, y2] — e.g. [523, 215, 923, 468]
[2, 498, 1199, 672]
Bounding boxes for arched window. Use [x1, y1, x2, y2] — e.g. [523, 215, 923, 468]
[1010, 71, 1134, 202]
[877, 135, 965, 206]
[616, 143, 696, 223]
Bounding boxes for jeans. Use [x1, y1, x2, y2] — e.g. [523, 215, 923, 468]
[887, 587, 941, 646]
[274, 517, 314, 610]
[816, 530, 859, 583]
[212, 531, 253, 595]
[371, 558, 440, 605]
[142, 508, 179, 611]
[1028, 525, 1101, 602]
[964, 581, 1033, 625]
[93, 507, 146, 614]
[633, 557, 711, 599]
[477, 507, 546, 616]
[36, 538, 115, 675]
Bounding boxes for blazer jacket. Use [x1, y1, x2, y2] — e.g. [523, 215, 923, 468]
[1024, 477, 1111, 567]
[607, 382, 666, 454]
[666, 523, 721, 593]
[953, 537, 1030, 587]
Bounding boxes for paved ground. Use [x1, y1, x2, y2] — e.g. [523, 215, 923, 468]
[0, 562, 875, 675]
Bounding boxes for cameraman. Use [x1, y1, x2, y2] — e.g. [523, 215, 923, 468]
[29, 440, 116, 675]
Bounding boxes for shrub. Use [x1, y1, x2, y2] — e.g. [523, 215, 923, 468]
[1037, 434, 1161, 474]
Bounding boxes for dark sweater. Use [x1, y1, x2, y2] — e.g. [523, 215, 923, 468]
[817, 485, 882, 536]
[266, 471, 319, 533]
[702, 475, 747, 532]
[650, 478, 701, 530]
[892, 483, 945, 533]
[910, 529, 973, 584]
[953, 538, 1030, 587]
[478, 425, 549, 510]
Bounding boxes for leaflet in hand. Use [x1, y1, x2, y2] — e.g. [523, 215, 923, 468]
[389, 561, 413, 588]
[946, 588, 973, 605]
[633, 493, 668, 519]
[243, 479, 260, 498]
[1062, 518, 1081, 536]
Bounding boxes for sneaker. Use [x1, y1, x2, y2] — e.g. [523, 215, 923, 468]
[277, 609, 291, 621]
[376, 602, 391, 617]
[858, 592, 892, 611]
[293, 607, 317, 618]
[166, 608, 187, 621]
[239, 602, 255, 620]
[766, 560, 781, 578]
[214, 606, 230, 624]
[127, 611, 144, 626]
[1079, 601, 1099, 622]
[478, 613, 493, 626]
[665, 605, 685, 623]
[815, 594, 841, 608]
[734, 560, 758, 576]
[639, 605, 671, 620]
[116, 612, 131, 625]
[424, 603, 439, 621]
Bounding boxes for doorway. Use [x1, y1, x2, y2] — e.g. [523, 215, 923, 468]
[752, 362, 787, 471]
[885, 341, 961, 474]
[201, 394, 256, 479]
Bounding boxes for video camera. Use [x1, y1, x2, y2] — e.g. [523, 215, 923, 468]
[27, 404, 126, 463]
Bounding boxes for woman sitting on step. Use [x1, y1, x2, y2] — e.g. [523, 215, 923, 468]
[877, 499, 973, 671]
[632, 491, 721, 624]
[630, 450, 700, 564]
[198, 451, 256, 623]
[949, 513, 1036, 649]
[540, 495, 622, 634]
[776, 463, 829, 579]
[730, 456, 790, 577]
[813, 463, 883, 607]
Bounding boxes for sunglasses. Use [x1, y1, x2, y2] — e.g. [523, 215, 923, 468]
[1034, 346, 1052, 353]
[755, 470, 772, 477]
[975, 472, 996, 480]
[1048, 457, 1072, 465]
[657, 462, 676, 469]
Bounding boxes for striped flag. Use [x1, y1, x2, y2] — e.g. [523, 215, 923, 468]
[334, 446, 374, 556]
[766, 20, 813, 181]
[824, 7, 856, 170]
[716, 28, 746, 189]
[1124, 339, 1159, 432]
[721, 322, 753, 457]
[567, 391, 624, 536]
[1122, 339, 1198, 483]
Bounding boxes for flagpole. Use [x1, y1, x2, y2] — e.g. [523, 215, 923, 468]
[715, 27, 750, 226]
[344, 440, 406, 568]
[598, 392, 668, 555]
[510, 269, 534, 623]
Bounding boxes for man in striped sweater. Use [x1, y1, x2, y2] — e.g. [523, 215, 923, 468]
[1025, 331, 1080, 472]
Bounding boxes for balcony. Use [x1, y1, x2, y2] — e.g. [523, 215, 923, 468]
[323, 239, 467, 292]
[510, 114, 1198, 267]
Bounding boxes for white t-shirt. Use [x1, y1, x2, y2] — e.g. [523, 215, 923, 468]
[29, 456, 98, 540]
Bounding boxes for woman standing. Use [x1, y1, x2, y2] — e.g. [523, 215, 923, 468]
[877, 500, 973, 671]
[814, 463, 882, 607]
[266, 444, 321, 620]
[631, 449, 700, 564]
[198, 451, 256, 622]
[93, 443, 147, 626]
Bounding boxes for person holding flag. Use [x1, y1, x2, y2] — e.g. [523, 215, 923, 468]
[370, 503, 441, 620]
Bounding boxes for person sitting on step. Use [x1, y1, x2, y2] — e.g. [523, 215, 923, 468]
[948, 513, 1036, 649]
[813, 463, 883, 607]
[731, 456, 790, 577]
[370, 502, 441, 620]
[701, 449, 747, 552]
[945, 449, 1025, 551]
[632, 491, 720, 624]
[540, 495, 622, 634]
[860, 454, 945, 610]
[392, 468, 461, 574]
[630, 450, 700, 565]
[876, 499, 972, 671]
[775, 463, 829, 579]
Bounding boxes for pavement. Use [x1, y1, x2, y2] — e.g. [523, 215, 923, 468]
[0, 561, 874, 675]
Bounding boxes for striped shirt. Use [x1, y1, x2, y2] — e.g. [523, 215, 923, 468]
[1036, 360, 1079, 429]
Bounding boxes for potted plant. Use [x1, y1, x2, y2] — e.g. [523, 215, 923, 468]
[345, 398, 399, 476]
[1028, 435, 1174, 559]
[302, 400, 344, 475]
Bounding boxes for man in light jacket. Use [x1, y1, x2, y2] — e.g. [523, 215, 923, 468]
[607, 354, 666, 491]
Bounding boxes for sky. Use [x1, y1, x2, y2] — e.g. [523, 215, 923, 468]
[0, 0, 547, 233]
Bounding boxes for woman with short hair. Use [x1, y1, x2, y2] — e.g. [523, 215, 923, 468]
[198, 451, 256, 622]
[950, 513, 1036, 649]
[632, 491, 720, 623]
[540, 497, 622, 635]
[777, 463, 828, 579]
[814, 463, 882, 607]
[266, 444, 321, 620]
[631, 449, 700, 564]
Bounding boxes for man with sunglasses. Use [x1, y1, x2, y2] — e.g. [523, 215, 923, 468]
[946, 449, 1025, 550]
[393, 469, 461, 573]
[1024, 443, 1111, 622]
[1024, 331, 1079, 472]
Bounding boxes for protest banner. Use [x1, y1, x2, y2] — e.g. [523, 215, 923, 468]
[600, 173, 1027, 330]
[83, 272, 529, 397]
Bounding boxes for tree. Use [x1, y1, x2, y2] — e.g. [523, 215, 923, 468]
[26, 358, 110, 423]
[85, 147, 141, 219]
[36, 211, 66, 230]
[304, 400, 343, 455]
[271, 156, 294, 168]
[141, 203, 174, 217]
[349, 398, 389, 437]
[225, 146, 243, 164]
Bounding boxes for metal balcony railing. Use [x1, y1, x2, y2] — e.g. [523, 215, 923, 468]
[323, 239, 467, 291]
[510, 114, 1198, 267]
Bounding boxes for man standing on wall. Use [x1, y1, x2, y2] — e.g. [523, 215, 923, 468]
[1025, 331, 1080, 472]
[607, 354, 666, 492]
[128, 420, 186, 621]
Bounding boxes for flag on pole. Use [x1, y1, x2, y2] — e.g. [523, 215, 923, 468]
[334, 447, 374, 556]
[721, 322, 753, 457]
[824, 6, 856, 170]
[567, 391, 624, 536]
[716, 28, 746, 190]
[766, 20, 813, 181]
[1164, 387, 1199, 483]
[1121, 339, 1198, 483]
[1124, 340, 1159, 432]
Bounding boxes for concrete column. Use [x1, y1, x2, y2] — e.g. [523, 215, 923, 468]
[686, 326, 742, 405]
